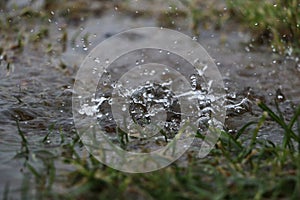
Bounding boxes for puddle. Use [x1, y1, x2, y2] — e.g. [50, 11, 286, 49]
[0, 0, 299, 197]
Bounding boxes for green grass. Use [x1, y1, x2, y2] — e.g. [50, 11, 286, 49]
[227, 0, 300, 54]
[183, 0, 300, 54]
[9, 99, 300, 200]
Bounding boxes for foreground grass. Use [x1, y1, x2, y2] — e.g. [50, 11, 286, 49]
[10, 100, 300, 200]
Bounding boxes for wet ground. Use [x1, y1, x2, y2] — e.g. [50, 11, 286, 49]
[0, 0, 300, 197]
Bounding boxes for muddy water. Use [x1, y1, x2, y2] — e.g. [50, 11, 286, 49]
[0, 0, 300, 197]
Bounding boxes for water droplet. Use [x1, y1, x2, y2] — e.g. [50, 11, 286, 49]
[190, 74, 197, 90]
[44, 140, 51, 144]
[227, 92, 236, 99]
[94, 57, 100, 63]
[149, 70, 156, 76]
[122, 105, 127, 111]
[105, 59, 110, 64]
[254, 22, 258, 26]
[114, 6, 118, 11]
[296, 63, 300, 72]
[245, 46, 250, 52]
[276, 94, 284, 101]
[92, 67, 97, 74]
